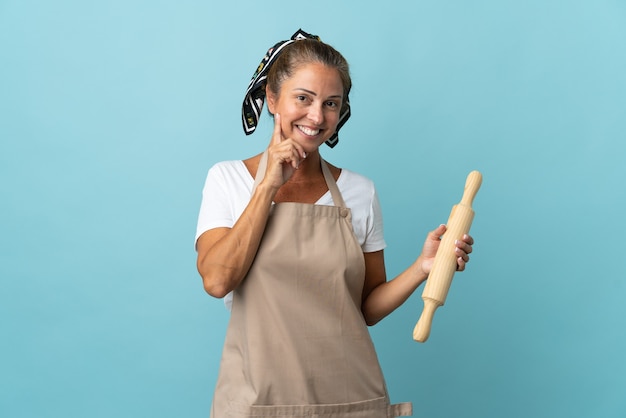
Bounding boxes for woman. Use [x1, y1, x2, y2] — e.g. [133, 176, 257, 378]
[195, 29, 474, 418]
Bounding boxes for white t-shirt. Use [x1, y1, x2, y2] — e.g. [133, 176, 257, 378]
[195, 160, 386, 308]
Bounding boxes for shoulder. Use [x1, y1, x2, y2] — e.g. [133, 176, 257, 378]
[204, 160, 252, 186]
[337, 168, 376, 194]
[207, 160, 248, 176]
[335, 168, 380, 216]
[205, 153, 263, 183]
[201, 160, 254, 202]
[334, 168, 386, 251]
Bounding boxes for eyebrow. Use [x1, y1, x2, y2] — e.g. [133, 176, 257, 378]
[293, 88, 342, 99]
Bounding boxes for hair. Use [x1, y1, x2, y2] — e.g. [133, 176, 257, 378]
[266, 39, 351, 114]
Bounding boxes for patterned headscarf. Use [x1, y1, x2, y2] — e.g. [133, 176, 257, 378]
[241, 29, 350, 148]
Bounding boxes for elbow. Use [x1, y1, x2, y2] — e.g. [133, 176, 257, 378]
[201, 274, 231, 299]
[198, 265, 231, 299]
[203, 281, 230, 299]
[197, 257, 231, 298]
[364, 317, 381, 327]
[361, 298, 382, 326]
[362, 310, 382, 327]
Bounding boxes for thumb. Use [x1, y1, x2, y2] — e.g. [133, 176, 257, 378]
[431, 224, 447, 240]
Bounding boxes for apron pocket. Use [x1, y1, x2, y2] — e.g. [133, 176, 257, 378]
[227, 397, 412, 417]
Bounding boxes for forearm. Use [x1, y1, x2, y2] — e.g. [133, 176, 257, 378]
[197, 182, 276, 298]
[362, 256, 428, 325]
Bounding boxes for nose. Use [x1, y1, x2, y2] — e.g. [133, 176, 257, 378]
[307, 104, 324, 125]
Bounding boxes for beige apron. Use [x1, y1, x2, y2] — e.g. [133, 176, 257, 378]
[210, 153, 412, 418]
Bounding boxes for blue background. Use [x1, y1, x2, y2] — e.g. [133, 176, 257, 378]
[2, 1, 625, 417]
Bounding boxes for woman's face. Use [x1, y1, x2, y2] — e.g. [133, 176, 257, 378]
[267, 62, 344, 152]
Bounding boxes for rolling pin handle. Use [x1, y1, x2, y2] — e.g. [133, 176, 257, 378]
[413, 298, 441, 343]
[460, 171, 483, 207]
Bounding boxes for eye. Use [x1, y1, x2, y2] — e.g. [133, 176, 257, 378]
[325, 100, 339, 109]
[296, 95, 308, 102]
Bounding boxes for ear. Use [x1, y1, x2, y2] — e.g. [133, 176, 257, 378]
[265, 86, 277, 114]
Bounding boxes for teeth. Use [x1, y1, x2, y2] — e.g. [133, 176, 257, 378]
[298, 126, 320, 136]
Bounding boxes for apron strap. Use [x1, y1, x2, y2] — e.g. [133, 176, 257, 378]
[320, 156, 346, 208]
[252, 151, 268, 192]
[252, 151, 346, 208]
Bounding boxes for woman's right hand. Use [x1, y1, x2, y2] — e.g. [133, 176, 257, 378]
[263, 113, 307, 189]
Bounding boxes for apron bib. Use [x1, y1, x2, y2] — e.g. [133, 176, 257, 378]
[211, 153, 412, 418]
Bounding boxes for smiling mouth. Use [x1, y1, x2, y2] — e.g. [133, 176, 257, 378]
[297, 125, 321, 136]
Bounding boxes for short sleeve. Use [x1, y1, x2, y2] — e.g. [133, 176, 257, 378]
[361, 188, 385, 253]
[195, 161, 253, 248]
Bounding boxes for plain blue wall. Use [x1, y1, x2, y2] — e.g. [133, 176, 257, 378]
[2, 1, 625, 417]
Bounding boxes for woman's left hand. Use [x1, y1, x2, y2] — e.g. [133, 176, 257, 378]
[419, 224, 474, 275]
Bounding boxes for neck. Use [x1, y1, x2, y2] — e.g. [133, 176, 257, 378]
[290, 150, 323, 181]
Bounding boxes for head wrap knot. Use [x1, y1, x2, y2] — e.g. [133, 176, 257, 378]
[241, 29, 350, 148]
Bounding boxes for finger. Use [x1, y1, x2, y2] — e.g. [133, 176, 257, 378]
[456, 257, 466, 271]
[293, 144, 307, 162]
[276, 148, 301, 171]
[271, 113, 284, 146]
[455, 239, 473, 255]
[462, 233, 475, 246]
[430, 224, 446, 240]
[292, 148, 303, 169]
[455, 246, 470, 261]
[283, 148, 299, 170]
[281, 141, 306, 167]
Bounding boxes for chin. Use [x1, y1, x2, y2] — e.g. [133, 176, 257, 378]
[302, 140, 328, 152]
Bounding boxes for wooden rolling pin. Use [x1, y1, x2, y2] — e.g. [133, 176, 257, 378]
[413, 171, 482, 342]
